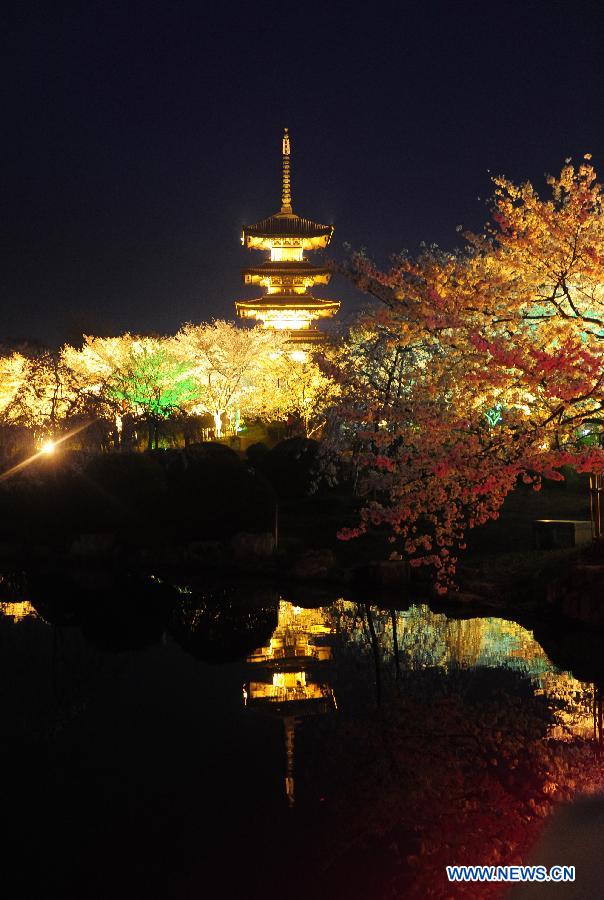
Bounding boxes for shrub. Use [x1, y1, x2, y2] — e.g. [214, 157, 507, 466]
[245, 442, 269, 466]
[0, 447, 276, 549]
[258, 437, 320, 499]
[168, 582, 278, 662]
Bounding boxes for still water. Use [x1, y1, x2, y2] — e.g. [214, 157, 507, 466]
[0, 571, 602, 899]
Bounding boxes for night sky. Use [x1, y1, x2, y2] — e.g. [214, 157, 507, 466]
[2, 1, 603, 346]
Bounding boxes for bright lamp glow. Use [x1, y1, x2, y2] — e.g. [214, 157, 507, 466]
[40, 440, 56, 455]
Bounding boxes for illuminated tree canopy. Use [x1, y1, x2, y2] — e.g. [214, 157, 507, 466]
[0, 352, 27, 418]
[255, 347, 341, 438]
[174, 320, 283, 437]
[0, 325, 337, 449]
[1, 349, 81, 440]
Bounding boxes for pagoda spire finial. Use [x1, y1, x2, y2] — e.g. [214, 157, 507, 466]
[281, 127, 293, 214]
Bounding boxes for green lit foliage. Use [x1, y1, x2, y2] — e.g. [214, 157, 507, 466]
[64, 335, 200, 449]
[484, 404, 503, 428]
[108, 343, 199, 419]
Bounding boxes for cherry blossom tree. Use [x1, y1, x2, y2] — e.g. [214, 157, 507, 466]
[0, 352, 27, 420]
[2, 348, 81, 443]
[335, 157, 604, 590]
[174, 321, 285, 437]
[255, 346, 341, 438]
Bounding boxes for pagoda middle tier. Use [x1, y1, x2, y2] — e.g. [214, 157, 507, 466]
[236, 129, 340, 341]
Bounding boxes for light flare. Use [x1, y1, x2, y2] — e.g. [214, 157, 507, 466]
[0, 420, 94, 482]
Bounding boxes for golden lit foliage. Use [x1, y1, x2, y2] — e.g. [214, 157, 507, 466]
[3, 351, 80, 436]
[255, 347, 341, 437]
[1, 326, 341, 446]
[174, 320, 289, 436]
[0, 352, 27, 418]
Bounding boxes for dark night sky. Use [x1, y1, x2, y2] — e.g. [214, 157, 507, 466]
[2, 0, 603, 346]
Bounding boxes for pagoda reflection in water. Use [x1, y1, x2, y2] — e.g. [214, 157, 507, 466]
[243, 600, 336, 806]
[0, 600, 36, 622]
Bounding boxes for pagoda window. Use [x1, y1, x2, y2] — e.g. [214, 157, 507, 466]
[270, 246, 304, 262]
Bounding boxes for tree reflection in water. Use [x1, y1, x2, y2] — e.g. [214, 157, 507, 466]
[168, 580, 279, 663]
[294, 602, 604, 899]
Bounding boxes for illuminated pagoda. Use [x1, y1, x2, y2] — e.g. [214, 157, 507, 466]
[236, 129, 340, 343]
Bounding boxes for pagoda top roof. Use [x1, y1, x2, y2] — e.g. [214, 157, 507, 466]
[242, 130, 333, 249]
[243, 212, 333, 242]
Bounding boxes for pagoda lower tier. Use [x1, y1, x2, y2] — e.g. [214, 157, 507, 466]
[243, 260, 331, 290]
[235, 293, 340, 342]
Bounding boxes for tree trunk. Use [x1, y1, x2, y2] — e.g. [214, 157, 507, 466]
[365, 603, 382, 707]
[114, 414, 123, 451]
[213, 411, 222, 439]
[391, 609, 401, 682]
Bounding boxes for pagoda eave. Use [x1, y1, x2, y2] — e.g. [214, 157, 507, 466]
[242, 264, 331, 278]
[243, 272, 331, 289]
[236, 299, 340, 318]
[245, 696, 335, 717]
[243, 214, 333, 251]
[245, 234, 332, 251]
[244, 212, 332, 235]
